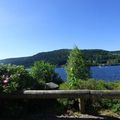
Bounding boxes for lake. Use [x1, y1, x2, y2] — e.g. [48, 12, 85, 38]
[55, 66, 120, 82]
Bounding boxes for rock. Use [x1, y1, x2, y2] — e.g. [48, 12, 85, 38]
[45, 82, 59, 90]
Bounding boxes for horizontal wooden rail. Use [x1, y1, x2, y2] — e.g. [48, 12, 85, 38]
[24, 90, 120, 99]
[0, 90, 120, 99]
[90, 90, 120, 98]
[24, 90, 90, 99]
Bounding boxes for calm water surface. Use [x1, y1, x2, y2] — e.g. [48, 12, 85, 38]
[55, 66, 120, 82]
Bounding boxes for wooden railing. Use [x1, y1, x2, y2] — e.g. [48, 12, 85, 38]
[24, 90, 120, 98]
[0, 90, 120, 113]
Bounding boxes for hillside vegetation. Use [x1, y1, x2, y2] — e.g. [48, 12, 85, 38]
[1, 49, 120, 67]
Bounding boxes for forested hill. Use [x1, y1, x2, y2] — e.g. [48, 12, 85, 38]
[1, 49, 120, 68]
[0, 49, 70, 67]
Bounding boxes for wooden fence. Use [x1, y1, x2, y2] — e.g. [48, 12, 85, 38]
[0, 90, 120, 113]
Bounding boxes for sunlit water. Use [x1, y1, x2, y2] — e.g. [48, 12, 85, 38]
[55, 66, 120, 82]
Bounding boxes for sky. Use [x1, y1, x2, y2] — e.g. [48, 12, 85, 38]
[0, 0, 120, 59]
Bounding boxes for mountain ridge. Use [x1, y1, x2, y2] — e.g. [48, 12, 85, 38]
[1, 49, 120, 67]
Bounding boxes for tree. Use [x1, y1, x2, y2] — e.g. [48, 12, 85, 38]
[66, 47, 89, 83]
[31, 61, 62, 85]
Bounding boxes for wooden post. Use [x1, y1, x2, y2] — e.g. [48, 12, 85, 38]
[78, 98, 86, 114]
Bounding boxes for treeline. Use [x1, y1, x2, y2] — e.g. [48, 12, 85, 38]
[83, 49, 120, 66]
[1, 49, 120, 67]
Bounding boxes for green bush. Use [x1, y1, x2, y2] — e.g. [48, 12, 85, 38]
[31, 61, 62, 87]
[99, 81, 120, 113]
[60, 79, 108, 90]
[113, 81, 120, 90]
[59, 82, 70, 90]
[59, 79, 114, 113]
[0, 64, 33, 93]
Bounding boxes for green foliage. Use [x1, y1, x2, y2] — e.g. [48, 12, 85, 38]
[99, 99, 120, 113]
[98, 82, 120, 113]
[59, 82, 70, 90]
[60, 79, 108, 90]
[66, 47, 89, 85]
[31, 61, 61, 85]
[113, 81, 120, 90]
[0, 64, 33, 93]
[95, 80, 108, 90]
[57, 98, 78, 111]
[59, 79, 112, 113]
[112, 102, 120, 113]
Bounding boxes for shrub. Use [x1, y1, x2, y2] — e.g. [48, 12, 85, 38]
[31, 61, 62, 87]
[59, 79, 111, 113]
[113, 81, 120, 90]
[59, 82, 70, 90]
[0, 64, 33, 93]
[60, 79, 108, 90]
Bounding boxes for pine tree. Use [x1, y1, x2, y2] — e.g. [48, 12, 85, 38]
[66, 47, 89, 83]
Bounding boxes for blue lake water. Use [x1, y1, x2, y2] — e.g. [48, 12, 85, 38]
[55, 66, 120, 82]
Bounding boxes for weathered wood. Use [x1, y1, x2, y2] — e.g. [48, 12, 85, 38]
[24, 90, 120, 98]
[90, 90, 120, 98]
[79, 98, 86, 114]
[23, 90, 90, 99]
[78, 98, 81, 112]
[0, 90, 120, 99]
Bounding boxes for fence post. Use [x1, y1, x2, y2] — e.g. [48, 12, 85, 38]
[78, 98, 86, 114]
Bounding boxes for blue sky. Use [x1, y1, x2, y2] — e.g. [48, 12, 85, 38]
[0, 0, 120, 59]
